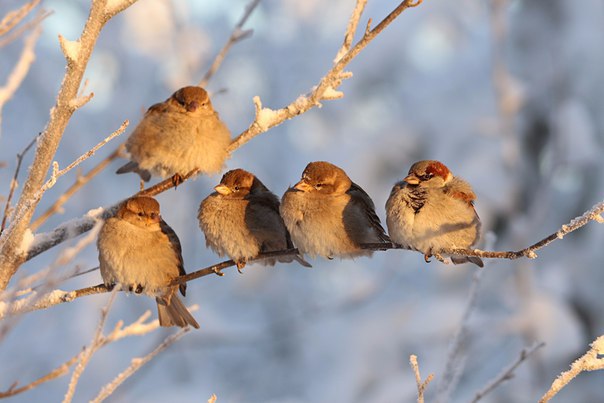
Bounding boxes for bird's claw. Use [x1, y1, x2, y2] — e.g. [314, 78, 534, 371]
[236, 261, 246, 273]
[171, 173, 184, 188]
[424, 254, 431, 263]
[212, 267, 224, 277]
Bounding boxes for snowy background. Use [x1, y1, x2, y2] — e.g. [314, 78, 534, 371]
[1, 0, 604, 401]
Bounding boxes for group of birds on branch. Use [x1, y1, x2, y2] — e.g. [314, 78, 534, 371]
[96, 86, 483, 329]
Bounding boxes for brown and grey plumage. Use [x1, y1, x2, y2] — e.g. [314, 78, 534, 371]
[97, 196, 199, 328]
[386, 160, 483, 267]
[198, 169, 311, 270]
[116, 86, 231, 182]
[280, 161, 390, 259]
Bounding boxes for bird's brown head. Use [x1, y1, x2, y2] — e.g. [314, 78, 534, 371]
[118, 196, 161, 227]
[294, 161, 352, 195]
[403, 160, 453, 188]
[171, 86, 212, 113]
[214, 168, 267, 198]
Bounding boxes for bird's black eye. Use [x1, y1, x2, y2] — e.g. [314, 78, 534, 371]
[420, 173, 434, 181]
[315, 183, 323, 189]
[138, 212, 144, 217]
[234, 186, 240, 191]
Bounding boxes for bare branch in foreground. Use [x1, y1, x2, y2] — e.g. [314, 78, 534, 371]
[0, 0, 139, 291]
[471, 342, 545, 403]
[63, 290, 117, 403]
[30, 144, 125, 231]
[436, 269, 484, 403]
[5, 121, 127, 250]
[1, 134, 39, 235]
[0, 0, 39, 37]
[198, 0, 260, 88]
[539, 335, 604, 403]
[410, 354, 434, 403]
[90, 328, 190, 403]
[0, 308, 172, 399]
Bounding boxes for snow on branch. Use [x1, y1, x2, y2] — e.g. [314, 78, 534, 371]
[8, 196, 603, 317]
[539, 335, 604, 402]
[0, 0, 139, 291]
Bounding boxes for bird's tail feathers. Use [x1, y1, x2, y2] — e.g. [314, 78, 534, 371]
[156, 296, 200, 329]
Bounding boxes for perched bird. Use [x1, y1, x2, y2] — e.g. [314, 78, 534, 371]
[97, 196, 200, 328]
[280, 161, 390, 259]
[198, 169, 311, 271]
[385, 160, 483, 267]
[116, 86, 231, 183]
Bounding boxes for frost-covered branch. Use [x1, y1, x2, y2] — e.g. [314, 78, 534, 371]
[133, 0, 423, 197]
[90, 328, 190, 402]
[471, 342, 545, 403]
[198, 0, 260, 88]
[539, 335, 604, 403]
[0, 307, 169, 399]
[409, 354, 434, 403]
[63, 290, 116, 403]
[227, 0, 423, 152]
[440, 199, 604, 260]
[30, 144, 125, 231]
[4, 121, 126, 243]
[0, 0, 139, 291]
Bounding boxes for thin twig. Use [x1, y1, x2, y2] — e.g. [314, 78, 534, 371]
[4, 121, 127, 243]
[0, 0, 39, 37]
[410, 354, 434, 403]
[63, 290, 117, 403]
[539, 335, 604, 403]
[198, 0, 260, 88]
[31, 144, 125, 231]
[0, 354, 80, 398]
[1, 134, 39, 234]
[0, 308, 165, 399]
[436, 268, 484, 403]
[471, 342, 545, 403]
[0, 0, 139, 291]
[135, 0, 422, 197]
[334, 0, 368, 63]
[90, 328, 190, 403]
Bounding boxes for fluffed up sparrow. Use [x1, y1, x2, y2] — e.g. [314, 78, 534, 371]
[198, 169, 311, 271]
[385, 160, 483, 267]
[116, 86, 231, 183]
[280, 161, 390, 259]
[97, 196, 200, 328]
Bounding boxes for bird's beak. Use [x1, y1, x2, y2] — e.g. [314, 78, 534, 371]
[293, 180, 313, 192]
[403, 174, 420, 185]
[214, 184, 231, 195]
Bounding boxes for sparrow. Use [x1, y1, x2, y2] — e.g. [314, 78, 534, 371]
[97, 196, 200, 328]
[198, 169, 311, 271]
[280, 161, 390, 259]
[385, 160, 483, 267]
[116, 86, 231, 183]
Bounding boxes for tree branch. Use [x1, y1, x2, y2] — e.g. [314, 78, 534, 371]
[198, 0, 260, 88]
[539, 335, 604, 403]
[410, 354, 434, 403]
[471, 342, 545, 403]
[1, 134, 39, 235]
[0, 0, 139, 291]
